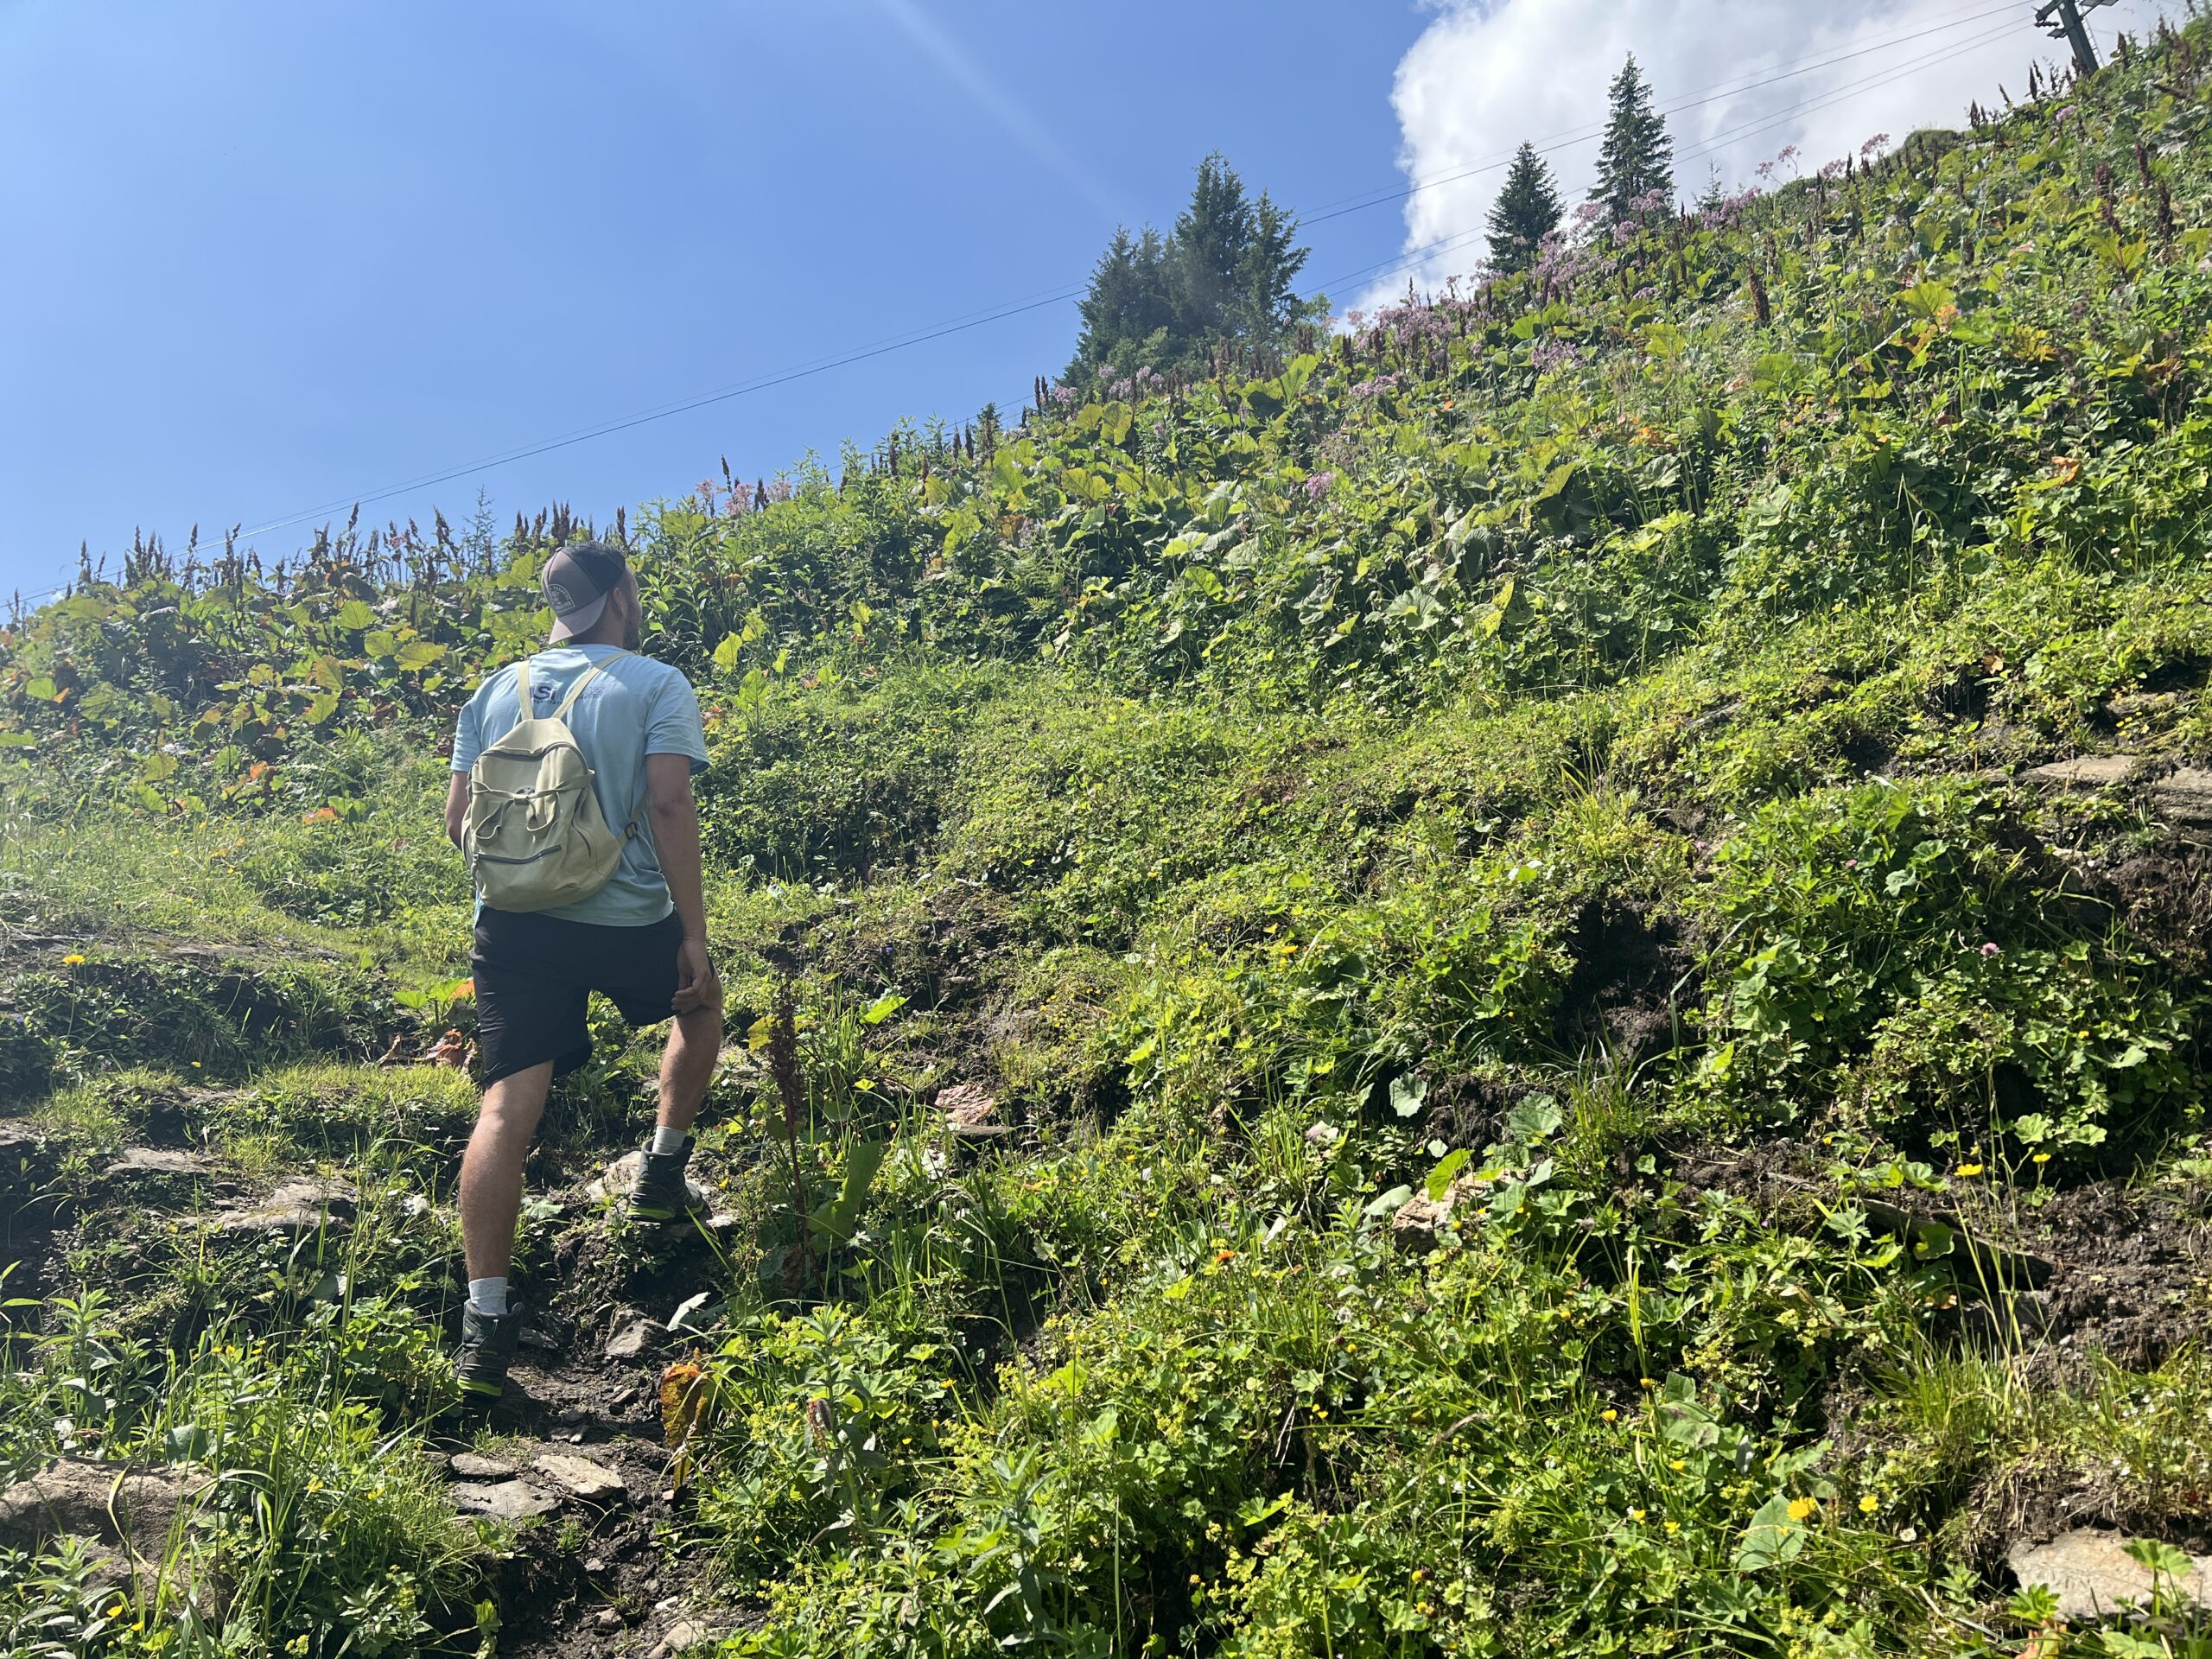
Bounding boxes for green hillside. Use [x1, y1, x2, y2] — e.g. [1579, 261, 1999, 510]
[3, 21, 2211, 1657]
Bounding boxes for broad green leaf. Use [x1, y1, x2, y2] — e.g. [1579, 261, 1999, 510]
[1426, 1148, 1471, 1200]
[1734, 1492, 1807, 1571]
[1389, 1075, 1427, 1117]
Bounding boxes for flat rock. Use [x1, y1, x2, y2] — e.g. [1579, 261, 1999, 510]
[606, 1318, 664, 1362]
[448, 1452, 517, 1480]
[2150, 766, 2212, 825]
[448, 1478, 558, 1521]
[2010, 1529, 2212, 1622]
[586, 1150, 710, 1211]
[655, 1619, 717, 1656]
[1390, 1193, 1455, 1250]
[0, 1458, 206, 1575]
[938, 1082, 997, 1126]
[213, 1177, 357, 1235]
[2026, 755, 2142, 789]
[531, 1452, 628, 1503]
[105, 1147, 207, 1179]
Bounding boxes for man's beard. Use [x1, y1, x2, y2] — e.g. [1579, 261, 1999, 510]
[624, 608, 643, 650]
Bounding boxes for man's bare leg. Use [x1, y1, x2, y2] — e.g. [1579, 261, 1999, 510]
[461, 1061, 553, 1283]
[657, 1005, 723, 1133]
[630, 1007, 722, 1218]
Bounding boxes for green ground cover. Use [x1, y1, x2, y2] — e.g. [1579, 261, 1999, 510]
[3, 22, 2212, 1656]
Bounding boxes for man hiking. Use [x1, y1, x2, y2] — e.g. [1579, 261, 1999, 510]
[442, 539, 721, 1402]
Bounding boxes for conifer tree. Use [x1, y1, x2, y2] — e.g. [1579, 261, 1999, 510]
[1066, 153, 1322, 386]
[1071, 226, 1174, 377]
[1590, 54, 1675, 219]
[1485, 142, 1564, 273]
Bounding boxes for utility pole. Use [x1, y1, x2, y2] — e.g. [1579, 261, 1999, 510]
[2035, 0, 2119, 79]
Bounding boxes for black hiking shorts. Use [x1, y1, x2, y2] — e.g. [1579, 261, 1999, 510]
[471, 907, 683, 1086]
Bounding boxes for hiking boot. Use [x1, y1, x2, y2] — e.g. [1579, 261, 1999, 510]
[454, 1303, 523, 1402]
[626, 1135, 703, 1222]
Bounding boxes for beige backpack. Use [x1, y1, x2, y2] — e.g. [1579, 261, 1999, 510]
[463, 653, 635, 912]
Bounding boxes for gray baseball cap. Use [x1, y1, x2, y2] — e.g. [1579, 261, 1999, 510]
[541, 541, 629, 641]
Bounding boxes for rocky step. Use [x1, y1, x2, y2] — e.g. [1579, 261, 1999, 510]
[443, 1445, 639, 1518]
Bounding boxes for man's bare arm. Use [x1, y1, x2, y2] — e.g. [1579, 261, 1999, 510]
[445, 772, 469, 849]
[645, 753, 720, 1013]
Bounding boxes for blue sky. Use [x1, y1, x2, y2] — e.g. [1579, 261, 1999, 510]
[0, 1, 1416, 596]
[2, 0, 2168, 600]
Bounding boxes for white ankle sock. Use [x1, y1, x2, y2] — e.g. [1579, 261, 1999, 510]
[467, 1276, 509, 1317]
[649, 1126, 689, 1156]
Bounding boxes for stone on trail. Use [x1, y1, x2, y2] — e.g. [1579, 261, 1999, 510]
[2025, 755, 2142, 789]
[655, 1618, 718, 1656]
[606, 1316, 664, 1362]
[531, 1452, 629, 1503]
[0, 1458, 207, 1578]
[1390, 1193, 1452, 1250]
[213, 1177, 357, 1235]
[2010, 1529, 2212, 1621]
[939, 1082, 1011, 1141]
[2150, 766, 2212, 825]
[448, 1452, 517, 1480]
[449, 1478, 558, 1521]
[105, 1147, 207, 1179]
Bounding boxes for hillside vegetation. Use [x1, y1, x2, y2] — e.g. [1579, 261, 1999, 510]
[3, 21, 2212, 1657]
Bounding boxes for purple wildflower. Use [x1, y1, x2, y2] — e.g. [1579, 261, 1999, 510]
[1305, 472, 1335, 499]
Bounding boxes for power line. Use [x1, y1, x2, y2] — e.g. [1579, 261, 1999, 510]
[26, 2, 2171, 599]
[245, 12, 2045, 544]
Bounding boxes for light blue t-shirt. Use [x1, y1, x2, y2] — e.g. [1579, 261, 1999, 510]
[450, 645, 709, 927]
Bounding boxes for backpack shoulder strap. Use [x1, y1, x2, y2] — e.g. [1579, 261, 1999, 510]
[552, 650, 632, 721]
[512, 657, 534, 723]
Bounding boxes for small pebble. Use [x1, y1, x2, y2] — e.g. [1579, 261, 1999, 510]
[594, 1609, 624, 1630]
[584, 1557, 608, 1575]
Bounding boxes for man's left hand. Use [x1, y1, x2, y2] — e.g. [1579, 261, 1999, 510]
[672, 936, 721, 1015]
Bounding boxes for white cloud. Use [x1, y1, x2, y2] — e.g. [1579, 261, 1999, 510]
[1360, 0, 2175, 308]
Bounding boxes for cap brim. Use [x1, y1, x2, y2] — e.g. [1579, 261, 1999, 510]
[548, 593, 609, 641]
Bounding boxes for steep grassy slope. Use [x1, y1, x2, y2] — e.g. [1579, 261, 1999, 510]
[3, 22, 2212, 1657]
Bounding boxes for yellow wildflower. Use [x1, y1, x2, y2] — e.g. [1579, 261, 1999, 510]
[1788, 1497, 1817, 1522]
[1859, 1494, 1879, 1514]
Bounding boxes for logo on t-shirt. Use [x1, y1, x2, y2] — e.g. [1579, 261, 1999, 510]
[531, 682, 557, 710]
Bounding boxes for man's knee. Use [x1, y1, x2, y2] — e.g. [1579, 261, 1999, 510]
[474, 1070, 550, 1145]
